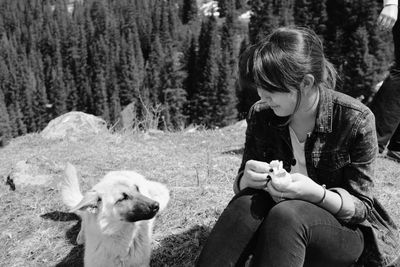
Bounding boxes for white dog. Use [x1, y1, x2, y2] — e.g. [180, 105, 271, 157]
[61, 163, 170, 267]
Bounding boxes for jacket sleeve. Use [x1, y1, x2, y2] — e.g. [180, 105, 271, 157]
[336, 109, 378, 225]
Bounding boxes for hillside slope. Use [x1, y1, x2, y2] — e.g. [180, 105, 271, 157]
[0, 123, 399, 266]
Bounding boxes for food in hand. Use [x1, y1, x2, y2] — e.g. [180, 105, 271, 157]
[268, 160, 292, 190]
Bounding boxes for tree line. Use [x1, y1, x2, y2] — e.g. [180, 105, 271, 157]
[0, 0, 393, 144]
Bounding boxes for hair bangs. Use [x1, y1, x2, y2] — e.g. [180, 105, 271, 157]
[253, 43, 291, 93]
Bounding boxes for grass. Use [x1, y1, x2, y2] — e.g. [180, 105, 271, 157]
[0, 122, 399, 267]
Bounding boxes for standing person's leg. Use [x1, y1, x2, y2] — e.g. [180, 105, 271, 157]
[252, 200, 364, 267]
[196, 188, 275, 267]
[370, 19, 400, 153]
[387, 123, 400, 159]
[386, 17, 400, 160]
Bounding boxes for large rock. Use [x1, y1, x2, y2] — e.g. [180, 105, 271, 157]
[5, 156, 64, 189]
[41, 111, 108, 140]
[115, 102, 136, 131]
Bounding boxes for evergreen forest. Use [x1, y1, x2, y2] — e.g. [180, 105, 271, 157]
[0, 0, 394, 144]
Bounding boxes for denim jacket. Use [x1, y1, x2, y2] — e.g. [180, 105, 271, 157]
[234, 88, 400, 266]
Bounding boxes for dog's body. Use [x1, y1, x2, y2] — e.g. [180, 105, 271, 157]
[61, 163, 170, 267]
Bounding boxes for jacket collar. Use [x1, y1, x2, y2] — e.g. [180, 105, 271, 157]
[269, 87, 333, 133]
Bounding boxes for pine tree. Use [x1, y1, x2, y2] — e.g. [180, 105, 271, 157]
[159, 0, 172, 45]
[235, 0, 247, 10]
[217, 0, 237, 126]
[28, 50, 49, 130]
[92, 68, 110, 121]
[249, 0, 295, 43]
[0, 88, 12, 146]
[90, 34, 110, 120]
[167, 0, 181, 43]
[294, 0, 327, 35]
[193, 16, 220, 127]
[0, 36, 27, 136]
[118, 36, 135, 106]
[323, 0, 387, 98]
[144, 34, 164, 106]
[76, 19, 93, 112]
[184, 34, 198, 104]
[49, 34, 67, 116]
[18, 58, 37, 132]
[249, 0, 279, 43]
[218, 0, 228, 18]
[182, 0, 198, 24]
[160, 50, 188, 130]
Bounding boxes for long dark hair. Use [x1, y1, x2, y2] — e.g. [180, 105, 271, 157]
[239, 26, 337, 113]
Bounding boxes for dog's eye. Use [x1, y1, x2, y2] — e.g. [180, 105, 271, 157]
[116, 193, 130, 203]
[97, 197, 102, 203]
[134, 185, 140, 192]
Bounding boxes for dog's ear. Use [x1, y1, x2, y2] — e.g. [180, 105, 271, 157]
[145, 181, 170, 212]
[70, 191, 100, 213]
[76, 228, 85, 244]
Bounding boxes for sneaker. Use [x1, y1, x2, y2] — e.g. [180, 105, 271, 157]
[386, 150, 400, 162]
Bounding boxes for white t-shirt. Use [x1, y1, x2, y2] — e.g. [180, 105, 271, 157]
[288, 126, 309, 177]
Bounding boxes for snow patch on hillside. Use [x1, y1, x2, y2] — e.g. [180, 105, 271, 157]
[199, 1, 220, 17]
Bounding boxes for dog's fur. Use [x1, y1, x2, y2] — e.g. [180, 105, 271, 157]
[61, 163, 170, 267]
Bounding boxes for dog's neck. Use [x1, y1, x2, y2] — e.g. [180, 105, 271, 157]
[82, 216, 153, 267]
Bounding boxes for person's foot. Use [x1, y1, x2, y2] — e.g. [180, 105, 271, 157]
[386, 150, 400, 162]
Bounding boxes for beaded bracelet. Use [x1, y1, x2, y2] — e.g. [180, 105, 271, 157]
[315, 184, 326, 204]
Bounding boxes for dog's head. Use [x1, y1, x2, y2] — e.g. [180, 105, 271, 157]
[70, 172, 167, 226]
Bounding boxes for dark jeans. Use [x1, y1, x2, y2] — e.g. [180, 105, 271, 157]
[369, 18, 400, 152]
[196, 188, 364, 267]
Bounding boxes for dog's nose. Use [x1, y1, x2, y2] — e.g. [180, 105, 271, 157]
[151, 202, 160, 213]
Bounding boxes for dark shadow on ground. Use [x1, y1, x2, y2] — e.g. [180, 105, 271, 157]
[41, 211, 84, 267]
[223, 147, 244, 156]
[41, 211, 80, 221]
[151, 225, 211, 267]
[41, 212, 211, 267]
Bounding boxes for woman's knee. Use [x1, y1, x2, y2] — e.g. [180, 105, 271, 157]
[228, 188, 273, 220]
[264, 200, 313, 233]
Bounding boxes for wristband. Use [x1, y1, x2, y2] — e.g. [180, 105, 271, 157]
[383, 0, 398, 6]
[315, 184, 326, 204]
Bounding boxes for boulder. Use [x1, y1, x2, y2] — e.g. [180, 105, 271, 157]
[114, 102, 136, 131]
[41, 111, 107, 140]
[5, 156, 63, 189]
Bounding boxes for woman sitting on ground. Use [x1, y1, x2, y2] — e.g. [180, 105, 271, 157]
[196, 26, 400, 267]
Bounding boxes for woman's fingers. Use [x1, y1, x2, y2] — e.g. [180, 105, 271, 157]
[266, 180, 282, 195]
[245, 170, 270, 188]
[246, 160, 270, 173]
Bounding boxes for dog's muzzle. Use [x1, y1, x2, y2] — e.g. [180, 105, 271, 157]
[124, 194, 160, 222]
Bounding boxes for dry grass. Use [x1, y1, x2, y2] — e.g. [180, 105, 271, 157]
[0, 123, 399, 267]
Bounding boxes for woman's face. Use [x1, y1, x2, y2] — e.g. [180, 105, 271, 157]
[257, 87, 298, 117]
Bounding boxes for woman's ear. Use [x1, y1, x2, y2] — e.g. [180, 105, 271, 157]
[300, 74, 315, 93]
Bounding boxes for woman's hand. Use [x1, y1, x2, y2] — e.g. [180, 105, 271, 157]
[266, 172, 325, 203]
[240, 160, 271, 190]
[378, 5, 398, 30]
